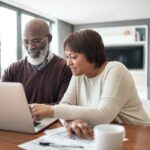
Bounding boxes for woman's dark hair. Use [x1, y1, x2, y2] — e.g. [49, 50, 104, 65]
[64, 29, 107, 68]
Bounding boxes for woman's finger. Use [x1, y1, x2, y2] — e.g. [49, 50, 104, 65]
[71, 122, 84, 138]
[76, 121, 93, 140]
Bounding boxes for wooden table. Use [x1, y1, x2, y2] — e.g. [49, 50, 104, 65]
[122, 124, 150, 150]
[0, 121, 150, 150]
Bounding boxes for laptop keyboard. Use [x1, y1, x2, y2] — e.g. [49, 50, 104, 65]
[33, 122, 41, 126]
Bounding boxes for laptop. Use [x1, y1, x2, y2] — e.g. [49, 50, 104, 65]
[0, 82, 57, 133]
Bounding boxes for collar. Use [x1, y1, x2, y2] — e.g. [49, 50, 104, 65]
[35, 51, 54, 70]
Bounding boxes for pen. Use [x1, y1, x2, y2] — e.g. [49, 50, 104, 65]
[39, 141, 84, 148]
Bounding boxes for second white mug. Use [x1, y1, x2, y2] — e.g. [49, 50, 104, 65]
[94, 124, 125, 150]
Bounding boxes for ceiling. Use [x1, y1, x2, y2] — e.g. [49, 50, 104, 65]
[3, 0, 150, 25]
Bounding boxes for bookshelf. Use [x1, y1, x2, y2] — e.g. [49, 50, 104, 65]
[93, 25, 148, 99]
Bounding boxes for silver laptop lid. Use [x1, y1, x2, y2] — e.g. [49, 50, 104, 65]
[0, 82, 38, 133]
[0, 82, 57, 133]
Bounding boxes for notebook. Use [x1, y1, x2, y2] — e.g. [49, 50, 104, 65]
[0, 82, 57, 133]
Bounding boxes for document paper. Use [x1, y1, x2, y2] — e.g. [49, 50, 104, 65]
[18, 127, 94, 150]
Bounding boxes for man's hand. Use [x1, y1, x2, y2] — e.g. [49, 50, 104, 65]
[29, 103, 54, 121]
[64, 119, 93, 140]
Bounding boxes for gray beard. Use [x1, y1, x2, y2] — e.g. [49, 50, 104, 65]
[27, 43, 49, 66]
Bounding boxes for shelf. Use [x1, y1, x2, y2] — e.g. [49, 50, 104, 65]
[92, 25, 148, 99]
[105, 41, 146, 47]
[93, 25, 148, 46]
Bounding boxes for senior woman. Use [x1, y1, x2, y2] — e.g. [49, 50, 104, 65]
[30, 29, 150, 139]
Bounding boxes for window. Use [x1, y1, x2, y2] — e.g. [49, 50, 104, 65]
[0, 7, 17, 75]
[0, 2, 53, 77]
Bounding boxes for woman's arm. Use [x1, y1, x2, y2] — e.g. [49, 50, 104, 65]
[30, 64, 135, 125]
[54, 64, 134, 126]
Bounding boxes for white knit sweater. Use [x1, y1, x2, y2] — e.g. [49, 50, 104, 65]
[54, 61, 150, 126]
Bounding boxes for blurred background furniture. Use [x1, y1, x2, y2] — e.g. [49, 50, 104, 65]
[142, 99, 150, 117]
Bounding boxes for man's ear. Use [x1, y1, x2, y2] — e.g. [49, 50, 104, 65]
[48, 34, 52, 43]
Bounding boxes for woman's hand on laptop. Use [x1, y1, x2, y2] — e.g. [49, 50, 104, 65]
[29, 103, 54, 121]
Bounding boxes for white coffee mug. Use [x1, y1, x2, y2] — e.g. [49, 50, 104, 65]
[94, 124, 125, 150]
